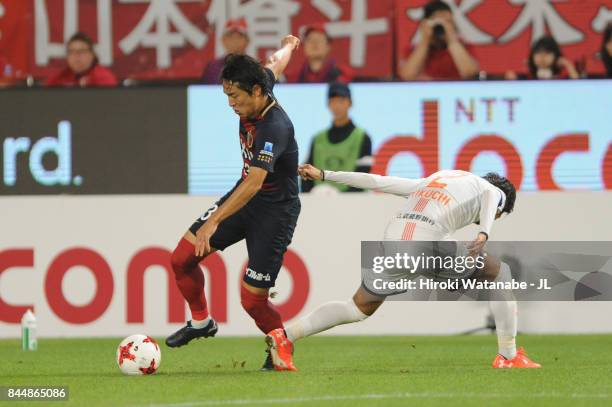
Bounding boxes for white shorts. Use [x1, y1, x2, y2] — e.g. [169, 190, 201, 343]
[363, 219, 479, 296]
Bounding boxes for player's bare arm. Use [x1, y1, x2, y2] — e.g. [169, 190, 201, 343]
[265, 35, 300, 80]
[194, 167, 268, 256]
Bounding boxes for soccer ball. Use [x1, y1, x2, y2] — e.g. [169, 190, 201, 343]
[116, 334, 161, 375]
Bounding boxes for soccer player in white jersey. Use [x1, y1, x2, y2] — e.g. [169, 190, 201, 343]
[265, 164, 541, 371]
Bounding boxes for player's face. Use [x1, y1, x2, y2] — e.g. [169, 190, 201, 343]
[66, 40, 95, 74]
[223, 81, 258, 118]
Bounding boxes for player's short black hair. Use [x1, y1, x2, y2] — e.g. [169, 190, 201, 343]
[528, 35, 562, 77]
[482, 172, 516, 214]
[424, 0, 452, 19]
[220, 54, 271, 96]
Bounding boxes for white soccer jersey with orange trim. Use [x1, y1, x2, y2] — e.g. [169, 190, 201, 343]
[324, 169, 505, 240]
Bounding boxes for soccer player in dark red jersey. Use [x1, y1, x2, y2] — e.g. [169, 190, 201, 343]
[166, 35, 301, 371]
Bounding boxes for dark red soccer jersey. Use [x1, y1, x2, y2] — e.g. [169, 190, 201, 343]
[236, 68, 299, 203]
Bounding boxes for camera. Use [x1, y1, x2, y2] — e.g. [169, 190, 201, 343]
[432, 23, 445, 40]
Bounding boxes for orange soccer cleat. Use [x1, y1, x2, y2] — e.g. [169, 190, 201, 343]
[265, 328, 297, 372]
[492, 347, 542, 368]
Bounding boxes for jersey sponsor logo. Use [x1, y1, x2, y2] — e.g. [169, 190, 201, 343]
[240, 137, 254, 162]
[396, 213, 435, 226]
[257, 154, 273, 164]
[240, 134, 252, 178]
[246, 267, 271, 282]
[258, 141, 275, 161]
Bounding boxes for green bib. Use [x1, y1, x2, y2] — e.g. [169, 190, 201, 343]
[312, 127, 365, 192]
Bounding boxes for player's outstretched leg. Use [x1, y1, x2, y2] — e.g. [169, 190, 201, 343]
[166, 236, 218, 348]
[488, 262, 541, 368]
[266, 286, 384, 371]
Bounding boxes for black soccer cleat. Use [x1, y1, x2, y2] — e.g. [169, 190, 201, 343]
[165, 319, 218, 348]
[259, 351, 274, 372]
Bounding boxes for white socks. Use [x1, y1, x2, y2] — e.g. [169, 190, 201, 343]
[489, 262, 518, 359]
[285, 299, 369, 342]
[191, 317, 211, 329]
[283, 264, 518, 361]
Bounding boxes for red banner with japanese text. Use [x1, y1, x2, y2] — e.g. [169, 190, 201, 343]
[0, 0, 31, 83]
[395, 0, 611, 77]
[0, 0, 394, 82]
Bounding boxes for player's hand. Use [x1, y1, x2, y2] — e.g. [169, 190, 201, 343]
[281, 35, 300, 51]
[298, 164, 323, 181]
[195, 220, 218, 257]
[467, 232, 488, 258]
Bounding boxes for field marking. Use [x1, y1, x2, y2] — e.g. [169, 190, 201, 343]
[137, 392, 612, 407]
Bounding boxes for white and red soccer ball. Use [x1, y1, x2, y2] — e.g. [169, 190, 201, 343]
[116, 334, 161, 375]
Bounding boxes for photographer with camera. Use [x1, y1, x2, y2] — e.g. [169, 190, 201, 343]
[399, 0, 479, 81]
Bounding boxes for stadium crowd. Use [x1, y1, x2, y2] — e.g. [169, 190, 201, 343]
[1, 1, 611, 88]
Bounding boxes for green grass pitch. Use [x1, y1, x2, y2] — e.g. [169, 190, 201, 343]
[1, 335, 612, 407]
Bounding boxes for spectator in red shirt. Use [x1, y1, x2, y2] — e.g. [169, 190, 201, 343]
[292, 24, 353, 83]
[201, 18, 250, 84]
[601, 23, 612, 78]
[399, 0, 479, 81]
[46, 32, 117, 87]
[505, 36, 579, 80]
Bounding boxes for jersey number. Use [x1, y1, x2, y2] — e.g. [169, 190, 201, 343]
[426, 173, 468, 190]
[199, 204, 219, 221]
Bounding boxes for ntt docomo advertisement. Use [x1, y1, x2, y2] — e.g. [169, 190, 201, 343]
[188, 80, 612, 195]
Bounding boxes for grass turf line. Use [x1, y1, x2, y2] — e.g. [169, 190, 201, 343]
[1, 335, 612, 407]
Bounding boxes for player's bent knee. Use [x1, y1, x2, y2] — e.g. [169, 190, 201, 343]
[170, 250, 183, 272]
[481, 255, 501, 281]
[353, 287, 384, 316]
[240, 286, 266, 316]
[170, 237, 199, 274]
[170, 245, 191, 271]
